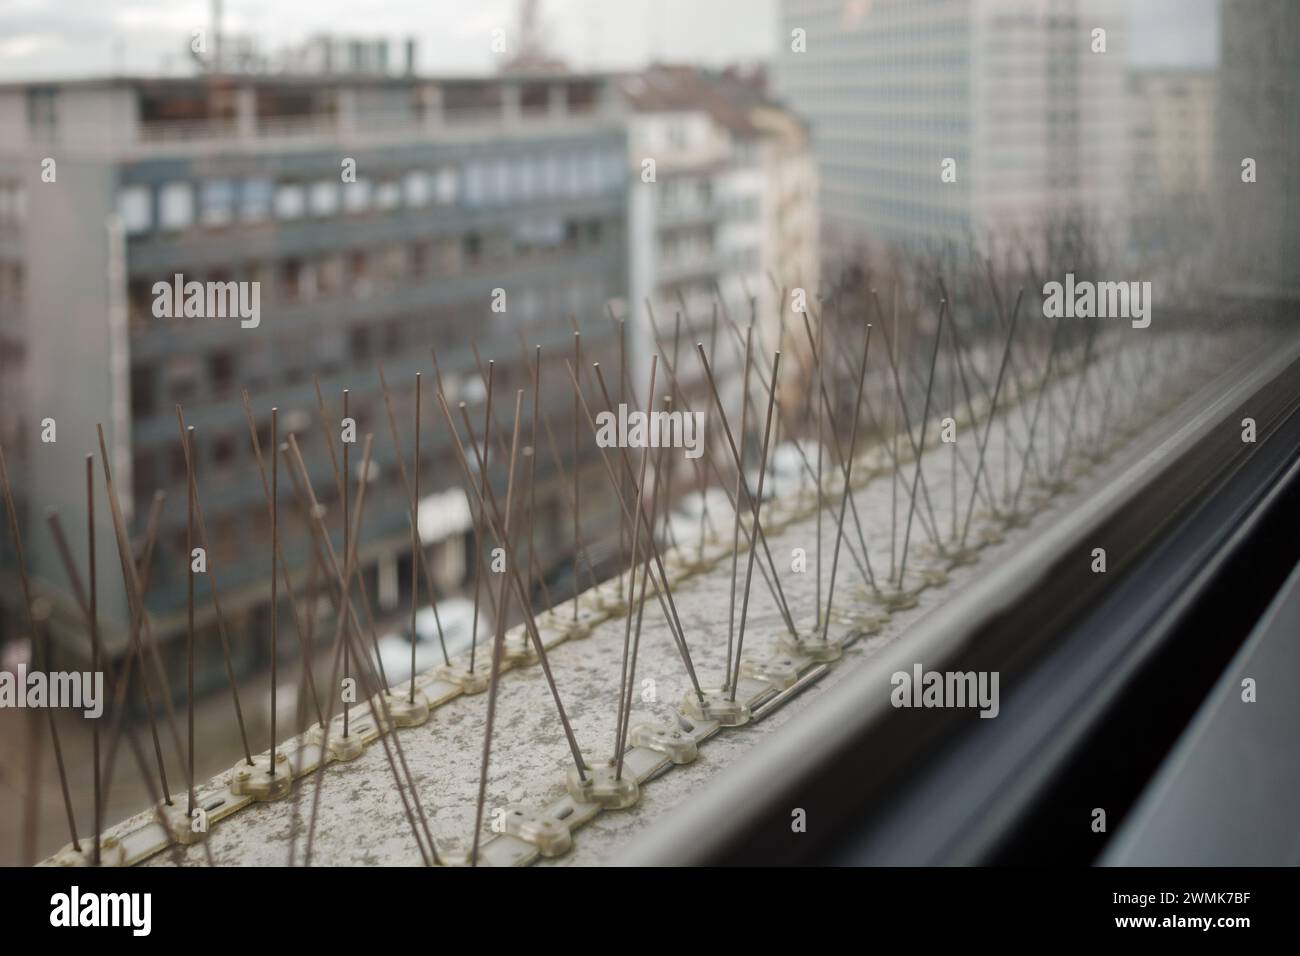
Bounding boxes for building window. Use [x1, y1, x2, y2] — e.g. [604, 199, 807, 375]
[318, 254, 344, 295]
[543, 153, 562, 197]
[309, 181, 338, 217]
[316, 326, 347, 373]
[200, 179, 235, 228]
[464, 161, 486, 207]
[158, 181, 194, 231]
[164, 354, 199, 405]
[375, 180, 401, 210]
[404, 171, 430, 207]
[343, 178, 371, 214]
[348, 251, 370, 292]
[463, 232, 482, 266]
[131, 366, 157, 419]
[208, 350, 237, 397]
[562, 153, 581, 196]
[274, 183, 305, 220]
[211, 432, 237, 472]
[117, 186, 152, 235]
[26, 88, 58, 141]
[383, 318, 402, 356]
[350, 325, 371, 362]
[490, 158, 509, 204]
[381, 243, 408, 281]
[241, 177, 273, 222]
[434, 168, 459, 205]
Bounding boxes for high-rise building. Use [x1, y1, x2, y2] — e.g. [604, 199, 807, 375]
[0, 71, 630, 678]
[1216, 0, 1300, 303]
[771, 0, 1129, 263]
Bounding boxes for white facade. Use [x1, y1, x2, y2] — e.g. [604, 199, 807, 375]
[621, 71, 819, 391]
[773, 0, 1129, 262]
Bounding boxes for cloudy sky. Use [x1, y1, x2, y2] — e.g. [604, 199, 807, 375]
[0, 0, 1216, 80]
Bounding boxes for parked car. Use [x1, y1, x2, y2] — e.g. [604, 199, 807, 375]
[374, 596, 491, 686]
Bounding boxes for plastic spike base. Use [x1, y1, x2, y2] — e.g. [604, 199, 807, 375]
[595, 596, 630, 618]
[680, 688, 751, 727]
[48, 837, 127, 867]
[1030, 474, 1075, 497]
[566, 762, 640, 809]
[589, 581, 630, 618]
[501, 632, 540, 665]
[229, 753, 294, 801]
[436, 663, 490, 695]
[829, 607, 891, 635]
[939, 543, 981, 567]
[628, 721, 699, 764]
[777, 631, 844, 663]
[910, 559, 949, 588]
[382, 688, 431, 728]
[741, 653, 804, 689]
[973, 521, 1006, 546]
[324, 729, 366, 762]
[158, 799, 210, 845]
[666, 551, 719, 577]
[863, 584, 921, 611]
[501, 805, 573, 857]
[998, 509, 1034, 530]
[533, 611, 592, 643]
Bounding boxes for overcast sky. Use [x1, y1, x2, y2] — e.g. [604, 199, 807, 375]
[0, 0, 1216, 81]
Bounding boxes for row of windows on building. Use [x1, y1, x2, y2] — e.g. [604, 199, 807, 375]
[138, 455, 582, 584]
[129, 357, 607, 566]
[129, 271, 614, 414]
[125, 216, 613, 327]
[116, 148, 626, 236]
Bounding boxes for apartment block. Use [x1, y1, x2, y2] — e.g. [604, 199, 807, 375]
[0, 71, 630, 683]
